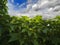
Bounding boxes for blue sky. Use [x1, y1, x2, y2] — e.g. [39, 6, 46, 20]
[8, 0, 27, 10]
[9, 0, 27, 5]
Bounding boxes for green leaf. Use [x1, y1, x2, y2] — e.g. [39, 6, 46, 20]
[33, 40, 39, 45]
[8, 33, 19, 42]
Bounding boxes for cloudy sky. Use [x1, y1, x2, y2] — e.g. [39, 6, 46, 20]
[7, 0, 60, 19]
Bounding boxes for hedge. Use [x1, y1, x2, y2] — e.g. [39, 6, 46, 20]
[0, 15, 60, 45]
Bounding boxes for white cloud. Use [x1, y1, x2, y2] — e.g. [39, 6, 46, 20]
[7, 0, 60, 19]
[11, 0, 14, 3]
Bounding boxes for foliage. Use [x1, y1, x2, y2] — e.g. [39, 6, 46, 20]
[0, 0, 8, 16]
[0, 15, 60, 45]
